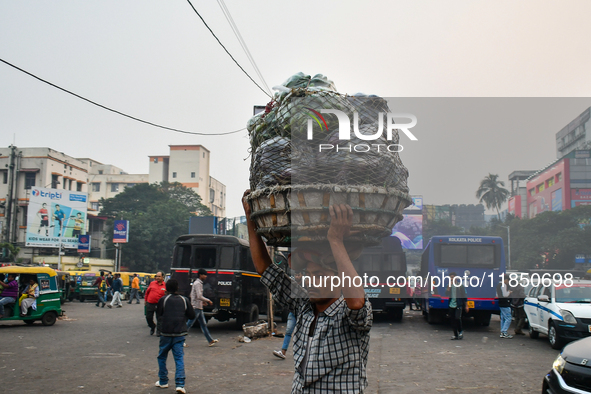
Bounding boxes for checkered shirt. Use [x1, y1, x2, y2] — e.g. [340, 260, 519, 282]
[261, 264, 372, 393]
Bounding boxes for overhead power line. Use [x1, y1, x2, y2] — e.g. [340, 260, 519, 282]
[0, 57, 245, 136]
[216, 0, 272, 95]
[185, 0, 271, 98]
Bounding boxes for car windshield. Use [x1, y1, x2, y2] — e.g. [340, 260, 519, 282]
[81, 276, 96, 285]
[556, 285, 591, 303]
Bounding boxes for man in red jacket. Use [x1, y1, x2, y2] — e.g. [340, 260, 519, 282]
[145, 271, 166, 336]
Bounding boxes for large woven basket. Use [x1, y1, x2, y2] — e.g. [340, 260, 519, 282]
[247, 185, 411, 247]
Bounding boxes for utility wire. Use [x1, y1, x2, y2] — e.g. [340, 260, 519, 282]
[185, 0, 271, 98]
[0, 57, 245, 136]
[217, 0, 272, 95]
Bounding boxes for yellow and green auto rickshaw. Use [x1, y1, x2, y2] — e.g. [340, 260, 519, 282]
[0, 266, 63, 326]
[78, 272, 99, 302]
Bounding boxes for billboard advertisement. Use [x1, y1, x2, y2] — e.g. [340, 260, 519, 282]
[404, 196, 423, 212]
[78, 235, 91, 253]
[113, 220, 129, 243]
[551, 188, 563, 212]
[26, 187, 88, 249]
[571, 188, 591, 208]
[391, 214, 423, 250]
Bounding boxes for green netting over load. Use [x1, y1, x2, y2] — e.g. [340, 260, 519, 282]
[246, 73, 411, 246]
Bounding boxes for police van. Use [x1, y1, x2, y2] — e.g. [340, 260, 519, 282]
[170, 234, 270, 327]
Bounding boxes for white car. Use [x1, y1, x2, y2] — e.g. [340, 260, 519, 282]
[524, 279, 591, 349]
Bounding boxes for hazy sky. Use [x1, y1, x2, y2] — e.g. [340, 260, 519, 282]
[2, 1, 591, 217]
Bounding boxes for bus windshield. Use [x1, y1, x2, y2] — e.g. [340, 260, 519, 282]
[437, 244, 497, 268]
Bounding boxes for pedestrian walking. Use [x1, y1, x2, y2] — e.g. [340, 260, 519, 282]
[446, 272, 468, 340]
[92, 271, 106, 308]
[108, 273, 123, 308]
[511, 279, 526, 335]
[145, 272, 167, 336]
[273, 269, 300, 360]
[105, 272, 114, 302]
[244, 193, 372, 392]
[496, 276, 513, 339]
[155, 279, 195, 394]
[128, 273, 141, 304]
[186, 268, 218, 346]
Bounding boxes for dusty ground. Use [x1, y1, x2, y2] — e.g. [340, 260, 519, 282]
[0, 302, 558, 393]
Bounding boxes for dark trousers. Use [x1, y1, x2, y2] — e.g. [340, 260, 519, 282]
[514, 307, 526, 332]
[449, 307, 463, 336]
[146, 302, 161, 333]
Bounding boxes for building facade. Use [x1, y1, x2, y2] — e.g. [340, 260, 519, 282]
[148, 145, 226, 216]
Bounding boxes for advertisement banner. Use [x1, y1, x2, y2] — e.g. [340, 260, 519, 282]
[78, 235, 90, 253]
[26, 187, 88, 249]
[571, 188, 591, 208]
[113, 220, 129, 243]
[404, 196, 423, 212]
[392, 214, 423, 250]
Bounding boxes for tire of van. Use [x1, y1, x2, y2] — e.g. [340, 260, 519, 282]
[388, 308, 404, 321]
[79, 296, 85, 303]
[426, 309, 442, 324]
[237, 304, 259, 327]
[41, 312, 57, 326]
[24, 320, 35, 325]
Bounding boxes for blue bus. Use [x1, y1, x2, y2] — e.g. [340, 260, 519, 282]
[420, 236, 506, 326]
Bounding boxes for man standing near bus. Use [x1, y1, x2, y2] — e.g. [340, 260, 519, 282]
[146, 272, 167, 336]
[243, 191, 372, 392]
[446, 272, 468, 340]
[496, 276, 513, 339]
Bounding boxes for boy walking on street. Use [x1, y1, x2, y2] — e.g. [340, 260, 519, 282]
[108, 273, 123, 308]
[186, 268, 219, 346]
[155, 279, 195, 394]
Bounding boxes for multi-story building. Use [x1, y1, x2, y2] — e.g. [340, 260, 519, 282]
[556, 107, 591, 159]
[507, 170, 537, 218]
[0, 146, 90, 263]
[78, 158, 149, 212]
[148, 145, 226, 216]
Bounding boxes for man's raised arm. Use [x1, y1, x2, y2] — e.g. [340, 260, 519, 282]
[327, 204, 366, 310]
[242, 190, 272, 275]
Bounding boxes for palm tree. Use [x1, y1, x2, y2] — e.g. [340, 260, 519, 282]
[476, 174, 510, 220]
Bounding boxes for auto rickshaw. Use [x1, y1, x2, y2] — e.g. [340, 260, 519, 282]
[78, 272, 99, 302]
[56, 271, 71, 304]
[0, 266, 63, 326]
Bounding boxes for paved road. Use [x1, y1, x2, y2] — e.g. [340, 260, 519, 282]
[0, 302, 558, 393]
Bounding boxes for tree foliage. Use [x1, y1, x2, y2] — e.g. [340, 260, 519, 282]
[0, 242, 21, 263]
[475, 174, 510, 220]
[99, 182, 211, 272]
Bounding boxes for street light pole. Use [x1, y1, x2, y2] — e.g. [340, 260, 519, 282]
[500, 225, 511, 270]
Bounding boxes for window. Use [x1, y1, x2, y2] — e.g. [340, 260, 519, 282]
[77, 182, 83, 192]
[172, 172, 177, 178]
[220, 191, 223, 207]
[51, 174, 59, 189]
[22, 206, 27, 226]
[98, 170, 103, 175]
[154, 157, 158, 163]
[2, 171, 6, 184]
[436, 244, 497, 268]
[193, 247, 216, 269]
[556, 173, 562, 183]
[68, 179, 73, 190]
[111, 183, 119, 192]
[126, 183, 136, 188]
[24, 172, 36, 189]
[219, 247, 236, 269]
[191, 172, 195, 178]
[92, 183, 100, 192]
[203, 152, 205, 158]
[91, 202, 99, 211]
[547, 178, 554, 188]
[210, 188, 215, 203]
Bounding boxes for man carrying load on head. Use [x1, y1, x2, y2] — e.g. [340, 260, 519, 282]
[243, 190, 372, 393]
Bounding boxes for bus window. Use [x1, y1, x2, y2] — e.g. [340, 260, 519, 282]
[383, 255, 403, 272]
[175, 245, 192, 268]
[194, 247, 216, 269]
[219, 247, 236, 270]
[437, 244, 497, 268]
[239, 246, 256, 272]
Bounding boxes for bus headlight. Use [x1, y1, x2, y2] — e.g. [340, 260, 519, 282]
[552, 354, 566, 374]
[560, 310, 577, 324]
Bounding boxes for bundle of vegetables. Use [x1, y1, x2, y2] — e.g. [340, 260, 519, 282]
[247, 73, 409, 193]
